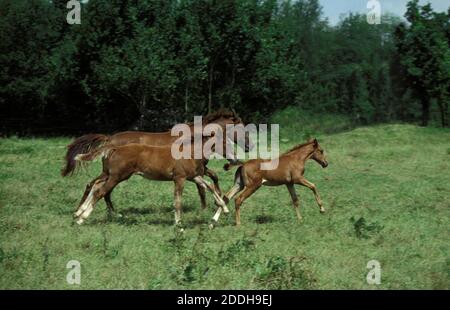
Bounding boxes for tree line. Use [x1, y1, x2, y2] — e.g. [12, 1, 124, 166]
[0, 0, 448, 135]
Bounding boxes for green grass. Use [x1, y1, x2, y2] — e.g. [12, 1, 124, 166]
[0, 109, 449, 289]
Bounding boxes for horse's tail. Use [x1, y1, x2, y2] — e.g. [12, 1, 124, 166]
[223, 165, 246, 205]
[223, 160, 245, 172]
[61, 134, 109, 177]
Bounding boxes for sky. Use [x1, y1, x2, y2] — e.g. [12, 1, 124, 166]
[319, 0, 450, 25]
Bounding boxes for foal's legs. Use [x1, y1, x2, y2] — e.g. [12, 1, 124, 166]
[209, 180, 244, 228]
[174, 177, 185, 226]
[234, 183, 261, 227]
[223, 183, 242, 205]
[297, 177, 325, 213]
[286, 184, 302, 221]
[223, 173, 244, 205]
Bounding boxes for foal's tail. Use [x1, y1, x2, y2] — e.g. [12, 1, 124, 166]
[61, 134, 109, 177]
[223, 160, 244, 171]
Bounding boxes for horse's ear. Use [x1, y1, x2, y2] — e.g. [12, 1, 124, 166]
[310, 138, 318, 147]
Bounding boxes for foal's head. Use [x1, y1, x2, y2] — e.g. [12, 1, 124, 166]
[310, 139, 328, 168]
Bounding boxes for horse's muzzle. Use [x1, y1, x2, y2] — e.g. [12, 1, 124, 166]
[322, 161, 328, 168]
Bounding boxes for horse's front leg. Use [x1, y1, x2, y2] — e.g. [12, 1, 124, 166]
[173, 177, 185, 229]
[205, 168, 222, 196]
[297, 177, 325, 214]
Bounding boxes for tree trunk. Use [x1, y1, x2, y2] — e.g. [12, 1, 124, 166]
[421, 97, 430, 127]
[437, 100, 448, 127]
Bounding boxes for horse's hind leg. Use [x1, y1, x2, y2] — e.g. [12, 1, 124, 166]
[104, 192, 115, 214]
[76, 173, 107, 213]
[286, 184, 302, 222]
[193, 176, 228, 213]
[223, 172, 244, 205]
[76, 177, 120, 224]
[74, 175, 107, 218]
[234, 183, 261, 227]
[209, 173, 243, 229]
[196, 183, 207, 209]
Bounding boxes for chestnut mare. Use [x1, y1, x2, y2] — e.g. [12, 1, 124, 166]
[62, 109, 252, 210]
[218, 139, 328, 227]
[73, 134, 230, 226]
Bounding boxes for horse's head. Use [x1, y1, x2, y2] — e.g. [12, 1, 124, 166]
[310, 138, 328, 168]
[204, 108, 255, 152]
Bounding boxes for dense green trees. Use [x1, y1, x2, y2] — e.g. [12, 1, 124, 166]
[0, 0, 448, 134]
[395, 0, 450, 127]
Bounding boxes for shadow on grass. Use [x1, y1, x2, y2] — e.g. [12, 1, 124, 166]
[85, 203, 208, 227]
[82, 204, 280, 228]
[119, 207, 157, 216]
[254, 214, 275, 224]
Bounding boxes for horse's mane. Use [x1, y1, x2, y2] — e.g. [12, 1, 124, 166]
[283, 140, 315, 155]
[185, 108, 240, 126]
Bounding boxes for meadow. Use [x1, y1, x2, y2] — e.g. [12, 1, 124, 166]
[0, 108, 449, 289]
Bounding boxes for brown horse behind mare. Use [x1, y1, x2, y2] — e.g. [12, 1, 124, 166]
[62, 109, 252, 211]
[61, 109, 250, 177]
[218, 139, 328, 227]
[73, 134, 229, 227]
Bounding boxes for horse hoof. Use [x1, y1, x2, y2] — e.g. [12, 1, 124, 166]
[320, 208, 326, 214]
[223, 206, 230, 214]
[208, 223, 215, 230]
[75, 218, 84, 225]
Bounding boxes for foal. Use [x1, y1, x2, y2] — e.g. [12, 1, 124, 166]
[219, 139, 328, 227]
[73, 135, 229, 226]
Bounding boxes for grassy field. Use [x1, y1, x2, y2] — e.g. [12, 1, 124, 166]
[0, 108, 449, 289]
